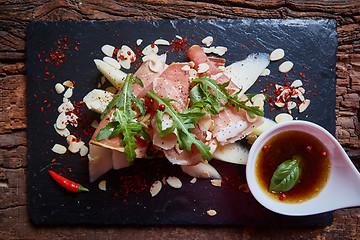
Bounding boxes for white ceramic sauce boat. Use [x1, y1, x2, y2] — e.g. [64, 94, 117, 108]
[246, 120, 360, 216]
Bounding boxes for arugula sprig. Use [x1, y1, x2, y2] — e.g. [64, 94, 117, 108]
[191, 76, 264, 118]
[100, 74, 145, 120]
[146, 90, 212, 161]
[95, 74, 150, 163]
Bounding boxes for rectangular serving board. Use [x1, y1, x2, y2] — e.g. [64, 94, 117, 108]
[27, 19, 338, 225]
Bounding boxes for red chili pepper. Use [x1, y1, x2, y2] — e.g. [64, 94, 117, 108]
[48, 170, 89, 193]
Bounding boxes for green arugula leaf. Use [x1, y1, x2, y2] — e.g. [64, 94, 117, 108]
[101, 74, 145, 119]
[269, 156, 301, 193]
[95, 74, 149, 163]
[146, 90, 212, 161]
[191, 76, 264, 118]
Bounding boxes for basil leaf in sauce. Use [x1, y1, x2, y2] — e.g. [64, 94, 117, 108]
[269, 158, 301, 193]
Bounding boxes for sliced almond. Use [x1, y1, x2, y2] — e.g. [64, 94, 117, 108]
[274, 101, 285, 108]
[260, 68, 270, 77]
[54, 124, 70, 137]
[279, 61, 294, 73]
[218, 66, 225, 72]
[297, 87, 305, 95]
[150, 180, 162, 197]
[63, 97, 69, 103]
[98, 180, 106, 191]
[291, 79, 303, 88]
[287, 101, 297, 110]
[142, 44, 159, 56]
[299, 99, 310, 113]
[188, 69, 198, 80]
[79, 145, 89, 156]
[166, 176, 182, 189]
[246, 134, 257, 144]
[103, 56, 121, 70]
[55, 83, 65, 94]
[205, 131, 212, 141]
[56, 112, 68, 130]
[52, 144, 67, 154]
[269, 48, 285, 61]
[275, 113, 293, 123]
[208, 139, 218, 154]
[181, 65, 191, 71]
[66, 135, 77, 145]
[58, 101, 74, 113]
[154, 39, 170, 46]
[101, 44, 115, 57]
[66, 113, 78, 127]
[63, 87, 73, 99]
[175, 35, 182, 40]
[188, 61, 195, 68]
[198, 113, 212, 132]
[206, 209, 217, 216]
[190, 177, 197, 184]
[105, 86, 117, 94]
[197, 63, 210, 74]
[136, 39, 143, 46]
[63, 80, 74, 88]
[213, 46, 227, 56]
[202, 36, 213, 47]
[210, 179, 222, 187]
[68, 140, 85, 154]
[91, 120, 99, 129]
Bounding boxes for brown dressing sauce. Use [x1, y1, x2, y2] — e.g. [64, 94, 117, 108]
[255, 130, 330, 203]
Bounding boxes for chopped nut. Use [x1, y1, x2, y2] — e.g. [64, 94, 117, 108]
[63, 87, 73, 98]
[190, 177, 197, 184]
[213, 46, 227, 56]
[269, 48, 285, 61]
[206, 209, 217, 216]
[202, 36, 213, 47]
[101, 44, 115, 57]
[166, 176, 182, 189]
[291, 79, 303, 88]
[63, 80, 74, 88]
[68, 140, 85, 154]
[79, 145, 89, 156]
[98, 180, 106, 191]
[103, 56, 121, 70]
[58, 101, 74, 113]
[275, 113, 293, 123]
[211, 179, 222, 187]
[56, 112, 68, 130]
[279, 61, 294, 73]
[91, 120, 99, 129]
[52, 144, 67, 154]
[197, 63, 210, 74]
[136, 39, 143, 46]
[299, 99, 310, 113]
[142, 44, 159, 56]
[105, 86, 117, 94]
[54, 124, 70, 137]
[55, 83, 65, 94]
[154, 39, 170, 46]
[260, 68, 270, 76]
[150, 180, 162, 197]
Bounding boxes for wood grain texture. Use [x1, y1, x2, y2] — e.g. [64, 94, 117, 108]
[0, 0, 360, 239]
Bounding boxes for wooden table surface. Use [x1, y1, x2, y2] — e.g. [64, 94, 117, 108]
[1, 0, 360, 239]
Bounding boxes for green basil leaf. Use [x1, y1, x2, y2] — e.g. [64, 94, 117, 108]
[269, 158, 301, 193]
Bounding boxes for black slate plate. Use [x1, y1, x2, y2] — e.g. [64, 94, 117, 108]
[27, 19, 337, 225]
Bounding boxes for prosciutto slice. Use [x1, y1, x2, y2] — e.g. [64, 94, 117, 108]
[187, 45, 264, 145]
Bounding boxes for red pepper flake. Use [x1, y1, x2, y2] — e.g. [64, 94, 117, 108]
[51, 158, 56, 163]
[306, 145, 312, 152]
[40, 107, 44, 112]
[280, 193, 286, 200]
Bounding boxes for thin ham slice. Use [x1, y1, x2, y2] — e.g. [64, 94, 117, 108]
[153, 62, 190, 112]
[187, 45, 238, 95]
[151, 62, 191, 151]
[132, 54, 167, 98]
[187, 45, 264, 145]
